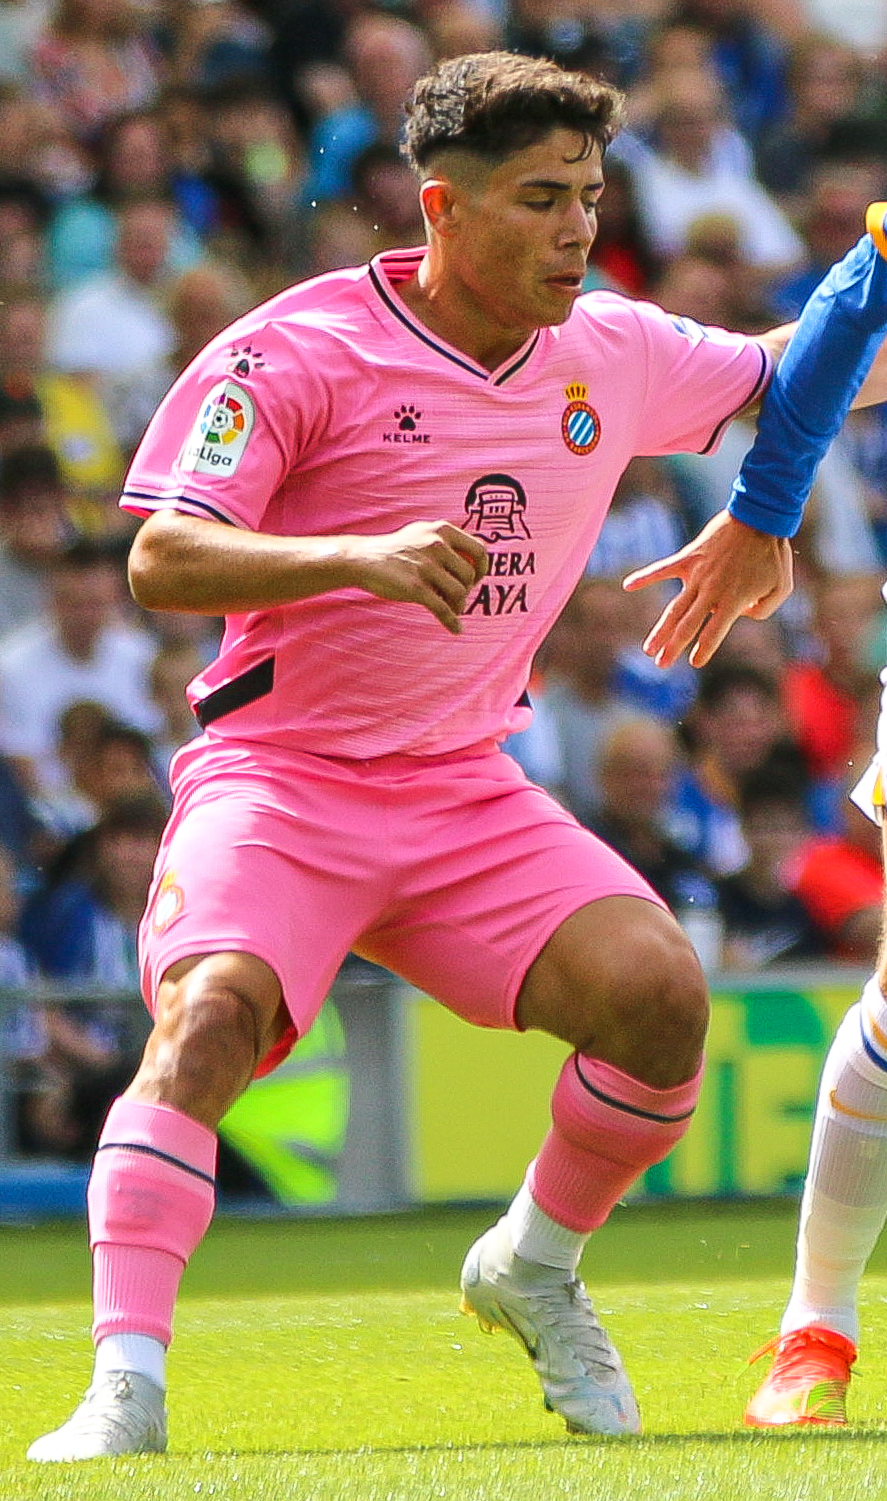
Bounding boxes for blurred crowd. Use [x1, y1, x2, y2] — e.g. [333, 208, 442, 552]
[0, 0, 886, 1157]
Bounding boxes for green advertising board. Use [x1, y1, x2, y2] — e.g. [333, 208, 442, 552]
[403, 975, 863, 1204]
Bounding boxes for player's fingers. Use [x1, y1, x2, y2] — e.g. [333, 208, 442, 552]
[439, 524, 488, 582]
[686, 607, 742, 668]
[641, 587, 708, 665]
[414, 581, 463, 634]
[623, 552, 686, 592]
[422, 555, 476, 614]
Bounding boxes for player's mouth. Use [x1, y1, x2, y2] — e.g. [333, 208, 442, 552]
[545, 273, 584, 296]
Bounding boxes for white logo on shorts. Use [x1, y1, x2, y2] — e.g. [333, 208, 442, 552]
[181, 380, 255, 476]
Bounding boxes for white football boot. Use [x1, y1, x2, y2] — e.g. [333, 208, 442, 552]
[460, 1217, 641, 1436]
[27, 1370, 167, 1461]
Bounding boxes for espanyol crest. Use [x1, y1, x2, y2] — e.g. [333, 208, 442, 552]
[561, 382, 600, 455]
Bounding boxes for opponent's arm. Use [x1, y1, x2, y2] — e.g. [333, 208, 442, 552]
[128, 508, 488, 635]
[625, 206, 887, 667]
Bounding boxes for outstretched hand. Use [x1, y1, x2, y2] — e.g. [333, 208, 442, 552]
[622, 510, 794, 669]
[351, 520, 488, 634]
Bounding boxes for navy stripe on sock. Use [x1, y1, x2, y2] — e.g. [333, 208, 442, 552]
[573, 1056, 696, 1124]
[860, 1020, 887, 1075]
[96, 1140, 216, 1186]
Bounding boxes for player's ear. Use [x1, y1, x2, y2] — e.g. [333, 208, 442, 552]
[420, 178, 458, 236]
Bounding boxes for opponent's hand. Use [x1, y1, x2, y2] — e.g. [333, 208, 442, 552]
[622, 510, 794, 669]
[347, 520, 488, 634]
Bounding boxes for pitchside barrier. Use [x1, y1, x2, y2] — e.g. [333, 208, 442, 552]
[0, 964, 868, 1219]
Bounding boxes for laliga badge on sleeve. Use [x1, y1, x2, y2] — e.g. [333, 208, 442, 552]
[180, 379, 255, 476]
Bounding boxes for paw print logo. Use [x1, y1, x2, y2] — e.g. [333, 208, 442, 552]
[395, 404, 422, 431]
[228, 344, 266, 378]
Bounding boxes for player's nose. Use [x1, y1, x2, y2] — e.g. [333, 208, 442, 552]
[559, 197, 594, 249]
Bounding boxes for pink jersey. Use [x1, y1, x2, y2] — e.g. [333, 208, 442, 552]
[122, 246, 770, 758]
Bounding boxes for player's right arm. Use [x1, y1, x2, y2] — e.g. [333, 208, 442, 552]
[128, 509, 488, 636]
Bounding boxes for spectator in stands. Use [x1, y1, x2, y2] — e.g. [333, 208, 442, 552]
[584, 155, 661, 296]
[0, 173, 50, 283]
[0, 537, 159, 827]
[716, 763, 828, 968]
[507, 575, 675, 814]
[64, 712, 166, 826]
[613, 60, 804, 276]
[786, 774, 884, 966]
[351, 141, 426, 252]
[671, 661, 803, 875]
[95, 257, 260, 464]
[160, 82, 264, 253]
[583, 713, 718, 917]
[0, 749, 47, 881]
[755, 30, 865, 214]
[585, 457, 698, 723]
[45, 107, 206, 292]
[0, 843, 31, 985]
[421, 0, 503, 61]
[27, 0, 162, 146]
[0, 842, 42, 1147]
[157, 0, 271, 96]
[0, 443, 74, 638]
[302, 197, 381, 279]
[302, 11, 432, 204]
[782, 570, 883, 829]
[46, 196, 182, 453]
[505, 0, 621, 78]
[166, 259, 257, 371]
[666, 0, 789, 143]
[0, 78, 57, 185]
[768, 149, 887, 321]
[205, 82, 308, 280]
[147, 639, 203, 785]
[586, 456, 688, 581]
[16, 791, 166, 1158]
[0, 0, 52, 83]
[0, 291, 124, 502]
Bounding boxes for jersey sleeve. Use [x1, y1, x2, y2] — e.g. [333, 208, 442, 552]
[728, 230, 887, 536]
[120, 321, 327, 531]
[624, 299, 771, 457]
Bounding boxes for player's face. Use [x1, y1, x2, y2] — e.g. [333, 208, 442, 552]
[444, 129, 605, 336]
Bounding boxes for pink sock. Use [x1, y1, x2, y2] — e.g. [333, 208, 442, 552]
[529, 1054, 702, 1233]
[88, 1099, 217, 1346]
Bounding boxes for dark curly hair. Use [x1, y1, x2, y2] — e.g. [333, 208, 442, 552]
[402, 51, 625, 175]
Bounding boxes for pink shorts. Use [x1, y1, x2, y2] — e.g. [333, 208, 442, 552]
[140, 736, 665, 1067]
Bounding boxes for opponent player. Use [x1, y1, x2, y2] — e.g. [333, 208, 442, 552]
[23, 53, 887, 1460]
[625, 207, 887, 1426]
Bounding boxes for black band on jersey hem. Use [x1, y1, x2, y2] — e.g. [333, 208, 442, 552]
[194, 656, 276, 728]
[96, 1140, 216, 1186]
[700, 343, 770, 456]
[121, 490, 237, 526]
[573, 1055, 696, 1123]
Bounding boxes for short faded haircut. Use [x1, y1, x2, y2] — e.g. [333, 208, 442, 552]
[402, 51, 625, 175]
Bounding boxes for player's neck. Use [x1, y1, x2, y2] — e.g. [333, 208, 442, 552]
[397, 259, 534, 373]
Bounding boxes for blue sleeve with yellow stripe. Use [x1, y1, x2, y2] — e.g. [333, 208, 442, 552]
[728, 209, 887, 538]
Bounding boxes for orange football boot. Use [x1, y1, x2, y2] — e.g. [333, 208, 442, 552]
[745, 1327, 856, 1428]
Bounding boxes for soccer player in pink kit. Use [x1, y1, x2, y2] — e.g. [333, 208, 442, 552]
[28, 51, 815, 1460]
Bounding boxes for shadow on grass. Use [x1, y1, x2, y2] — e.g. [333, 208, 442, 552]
[182, 1426, 887, 1460]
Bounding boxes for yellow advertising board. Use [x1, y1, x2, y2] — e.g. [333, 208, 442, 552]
[404, 974, 864, 1203]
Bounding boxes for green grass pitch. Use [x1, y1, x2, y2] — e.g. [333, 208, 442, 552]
[3, 1199, 887, 1501]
